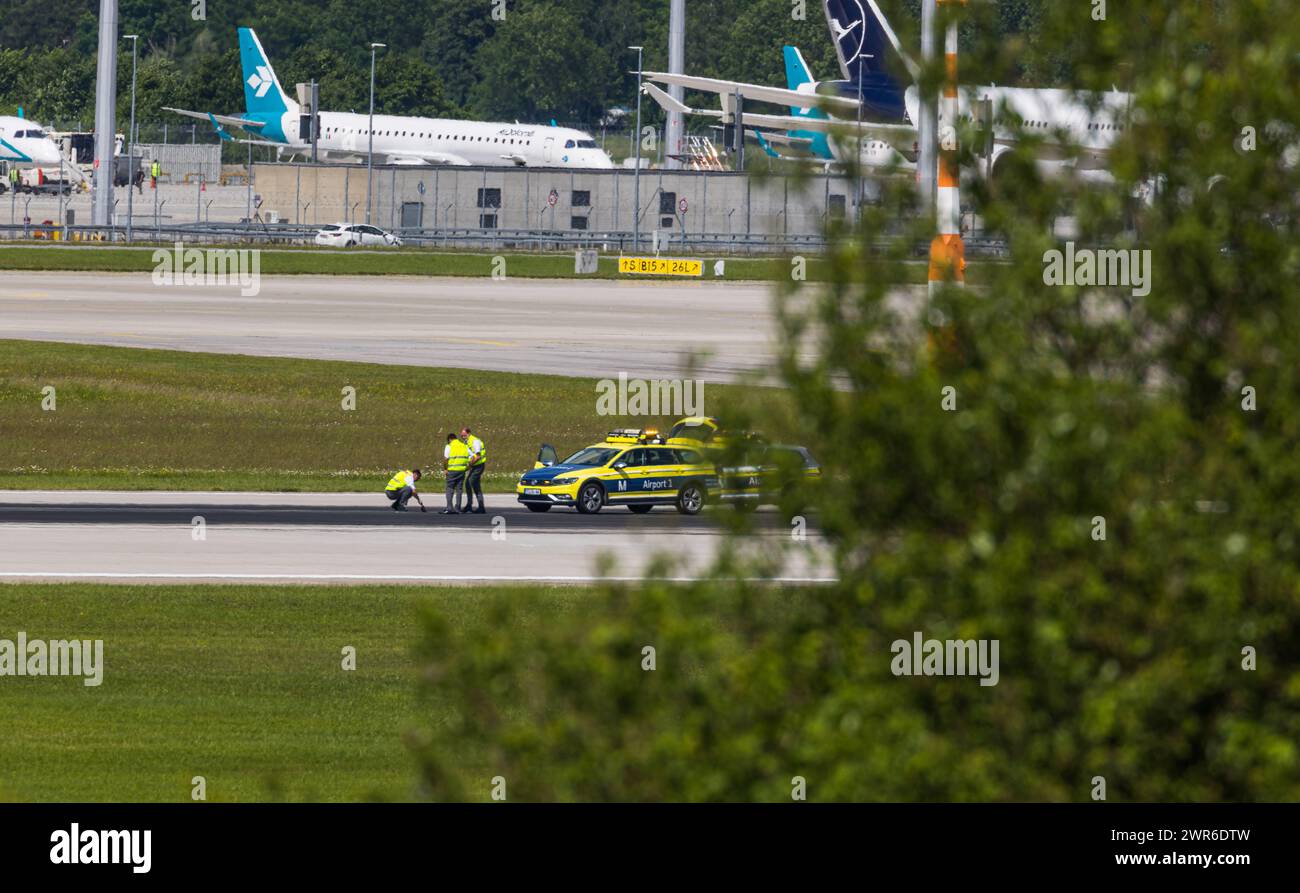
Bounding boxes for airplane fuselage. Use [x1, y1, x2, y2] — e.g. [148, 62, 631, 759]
[0, 117, 63, 167]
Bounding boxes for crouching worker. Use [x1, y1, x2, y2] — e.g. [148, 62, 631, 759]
[384, 468, 426, 512]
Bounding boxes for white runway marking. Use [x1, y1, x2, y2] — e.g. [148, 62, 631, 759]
[0, 572, 834, 583]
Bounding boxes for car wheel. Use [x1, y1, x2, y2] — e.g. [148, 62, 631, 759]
[627, 504, 654, 514]
[576, 482, 604, 514]
[525, 503, 551, 513]
[676, 482, 706, 516]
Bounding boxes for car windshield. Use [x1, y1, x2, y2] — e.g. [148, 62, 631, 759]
[320, 225, 340, 232]
[559, 447, 620, 467]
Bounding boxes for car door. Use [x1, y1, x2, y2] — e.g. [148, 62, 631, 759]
[637, 448, 679, 497]
[534, 444, 558, 470]
[605, 448, 643, 500]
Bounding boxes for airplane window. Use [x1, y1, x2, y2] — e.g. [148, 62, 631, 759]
[577, 140, 597, 148]
[564, 140, 576, 148]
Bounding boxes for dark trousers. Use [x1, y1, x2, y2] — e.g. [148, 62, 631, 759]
[386, 486, 413, 508]
[445, 471, 465, 510]
[465, 464, 486, 510]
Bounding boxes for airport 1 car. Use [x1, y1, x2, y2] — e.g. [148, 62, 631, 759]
[715, 444, 822, 510]
[664, 416, 822, 510]
[517, 429, 719, 515]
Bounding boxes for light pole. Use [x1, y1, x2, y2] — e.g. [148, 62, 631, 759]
[366, 42, 385, 225]
[91, 0, 119, 229]
[124, 33, 138, 242]
[919, 0, 938, 211]
[629, 45, 643, 253]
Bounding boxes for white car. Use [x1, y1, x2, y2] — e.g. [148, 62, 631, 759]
[314, 223, 403, 248]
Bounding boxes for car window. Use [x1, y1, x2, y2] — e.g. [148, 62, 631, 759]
[559, 447, 620, 467]
[669, 421, 715, 443]
[619, 449, 647, 467]
[642, 448, 675, 466]
[675, 449, 704, 465]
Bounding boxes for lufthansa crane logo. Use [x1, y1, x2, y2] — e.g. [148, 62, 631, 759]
[247, 66, 273, 99]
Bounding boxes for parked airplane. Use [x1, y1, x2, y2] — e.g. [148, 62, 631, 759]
[644, 0, 1131, 184]
[165, 28, 614, 169]
[746, 45, 915, 172]
[0, 116, 64, 168]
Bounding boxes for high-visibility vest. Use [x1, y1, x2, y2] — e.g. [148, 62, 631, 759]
[446, 440, 470, 472]
[151, 161, 160, 177]
[386, 470, 413, 491]
[467, 435, 486, 466]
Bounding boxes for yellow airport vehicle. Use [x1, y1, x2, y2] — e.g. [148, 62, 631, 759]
[517, 428, 718, 515]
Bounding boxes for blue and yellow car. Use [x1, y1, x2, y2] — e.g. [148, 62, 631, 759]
[517, 429, 719, 515]
[665, 417, 822, 511]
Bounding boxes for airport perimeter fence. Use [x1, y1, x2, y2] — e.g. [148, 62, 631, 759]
[0, 219, 1013, 260]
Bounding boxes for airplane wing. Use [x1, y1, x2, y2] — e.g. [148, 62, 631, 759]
[643, 83, 722, 118]
[642, 71, 861, 115]
[163, 107, 264, 130]
[643, 82, 915, 146]
[740, 111, 915, 143]
[749, 131, 815, 149]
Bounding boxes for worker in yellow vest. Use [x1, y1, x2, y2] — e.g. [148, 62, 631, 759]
[384, 468, 425, 512]
[150, 159, 160, 190]
[443, 433, 471, 514]
[460, 426, 488, 514]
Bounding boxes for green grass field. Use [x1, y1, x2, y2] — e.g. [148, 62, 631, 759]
[0, 244, 857, 282]
[0, 582, 588, 802]
[0, 340, 780, 492]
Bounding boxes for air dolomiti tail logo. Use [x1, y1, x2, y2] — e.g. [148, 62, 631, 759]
[247, 65, 273, 98]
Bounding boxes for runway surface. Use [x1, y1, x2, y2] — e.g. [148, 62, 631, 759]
[0, 492, 833, 584]
[0, 271, 791, 382]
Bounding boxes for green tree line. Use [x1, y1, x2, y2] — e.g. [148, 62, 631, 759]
[0, 0, 1049, 128]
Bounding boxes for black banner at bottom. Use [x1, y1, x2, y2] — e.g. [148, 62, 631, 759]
[0, 803, 1280, 880]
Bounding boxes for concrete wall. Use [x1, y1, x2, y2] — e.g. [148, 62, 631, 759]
[251, 163, 857, 238]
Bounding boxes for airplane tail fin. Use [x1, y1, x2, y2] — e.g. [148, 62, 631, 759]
[238, 28, 298, 128]
[782, 46, 827, 120]
[824, 0, 919, 83]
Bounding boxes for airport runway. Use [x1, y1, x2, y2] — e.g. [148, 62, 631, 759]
[0, 492, 833, 584]
[0, 270, 793, 382]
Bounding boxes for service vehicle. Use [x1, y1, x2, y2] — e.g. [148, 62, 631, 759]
[716, 444, 822, 510]
[517, 429, 719, 515]
[666, 417, 821, 510]
[314, 223, 403, 248]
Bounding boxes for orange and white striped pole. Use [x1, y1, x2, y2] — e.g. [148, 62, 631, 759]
[929, 0, 966, 295]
